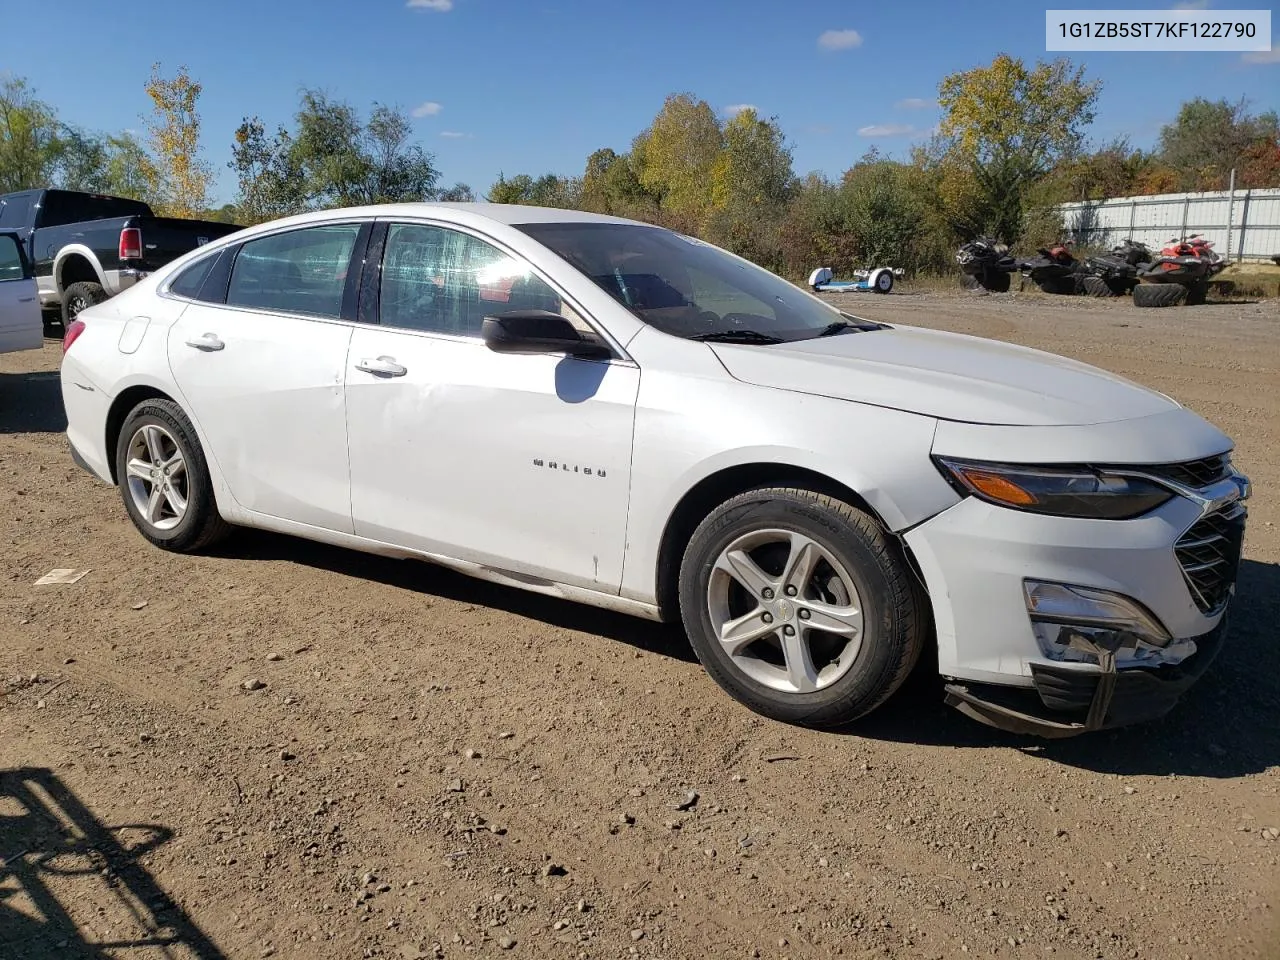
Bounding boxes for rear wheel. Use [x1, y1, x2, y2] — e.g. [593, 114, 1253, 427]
[61, 281, 107, 326]
[1185, 280, 1210, 305]
[874, 271, 894, 294]
[1037, 276, 1077, 295]
[980, 268, 1010, 293]
[114, 399, 232, 552]
[678, 487, 926, 729]
[1132, 283, 1188, 308]
[1081, 275, 1119, 298]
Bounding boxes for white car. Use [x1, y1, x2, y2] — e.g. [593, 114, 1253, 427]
[0, 231, 43, 355]
[59, 203, 1251, 737]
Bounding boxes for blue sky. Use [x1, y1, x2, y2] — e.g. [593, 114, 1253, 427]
[11, 0, 1279, 205]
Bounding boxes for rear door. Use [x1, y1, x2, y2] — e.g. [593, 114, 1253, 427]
[0, 231, 42, 354]
[166, 220, 370, 532]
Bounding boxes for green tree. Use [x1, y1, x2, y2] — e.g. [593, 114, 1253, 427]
[704, 109, 796, 267]
[0, 77, 63, 192]
[487, 172, 581, 207]
[936, 53, 1100, 242]
[631, 93, 724, 230]
[437, 182, 475, 202]
[833, 152, 936, 272]
[144, 63, 211, 216]
[231, 90, 441, 221]
[1157, 97, 1280, 190]
[56, 129, 159, 200]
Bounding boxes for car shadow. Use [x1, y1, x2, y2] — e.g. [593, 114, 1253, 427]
[0, 368, 67, 435]
[853, 558, 1280, 778]
[217, 529, 698, 664]
[0, 767, 225, 959]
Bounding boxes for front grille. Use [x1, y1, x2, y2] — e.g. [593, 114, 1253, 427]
[1142, 453, 1232, 489]
[1175, 502, 1246, 614]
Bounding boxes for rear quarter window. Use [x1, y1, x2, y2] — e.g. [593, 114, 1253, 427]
[167, 252, 221, 301]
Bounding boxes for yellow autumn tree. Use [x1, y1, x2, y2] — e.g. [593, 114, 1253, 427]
[143, 63, 211, 217]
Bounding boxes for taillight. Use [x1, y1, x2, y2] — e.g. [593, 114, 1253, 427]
[119, 227, 142, 260]
[63, 319, 85, 353]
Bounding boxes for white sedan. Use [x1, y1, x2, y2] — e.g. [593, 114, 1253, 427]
[59, 203, 1251, 737]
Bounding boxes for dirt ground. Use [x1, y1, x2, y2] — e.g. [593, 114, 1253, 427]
[2, 288, 1278, 960]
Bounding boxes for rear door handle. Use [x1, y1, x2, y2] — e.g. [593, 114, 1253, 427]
[355, 356, 407, 377]
[185, 333, 224, 351]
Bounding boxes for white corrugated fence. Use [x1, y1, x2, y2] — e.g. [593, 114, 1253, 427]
[1059, 187, 1280, 262]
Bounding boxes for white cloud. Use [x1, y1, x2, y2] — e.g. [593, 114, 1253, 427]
[407, 0, 453, 10]
[440, 131, 471, 138]
[817, 29, 863, 51]
[723, 103, 756, 117]
[411, 101, 443, 118]
[1172, 0, 1209, 9]
[857, 123, 916, 137]
[895, 97, 934, 110]
[1241, 44, 1280, 63]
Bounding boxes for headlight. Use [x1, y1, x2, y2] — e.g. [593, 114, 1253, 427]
[933, 457, 1174, 520]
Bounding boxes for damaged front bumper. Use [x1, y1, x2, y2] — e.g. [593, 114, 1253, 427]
[943, 613, 1229, 738]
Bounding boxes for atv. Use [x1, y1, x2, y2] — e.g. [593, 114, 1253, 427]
[1080, 239, 1153, 297]
[809, 265, 902, 295]
[955, 237, 1020, 293]
[1133, 234, 1226, 307]
[1021, 240, 1081, 295]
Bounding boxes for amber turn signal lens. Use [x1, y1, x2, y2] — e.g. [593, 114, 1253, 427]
[955, 468, 1038, 506]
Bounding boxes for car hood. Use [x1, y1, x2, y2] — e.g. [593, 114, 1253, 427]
[709, 322, 1180, 427]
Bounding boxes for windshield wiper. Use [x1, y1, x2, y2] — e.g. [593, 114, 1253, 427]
[816, 321, 859, 337]
[689, 330, 785, 344]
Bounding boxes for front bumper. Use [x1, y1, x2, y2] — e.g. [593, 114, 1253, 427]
[943, 613, 1229, 737]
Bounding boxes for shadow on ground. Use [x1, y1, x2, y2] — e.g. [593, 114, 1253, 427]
[221, 528, 1279, 778]
[0, 768, 224, 959]
[221, 529, 698, 664]
[0, 368, 67, 435]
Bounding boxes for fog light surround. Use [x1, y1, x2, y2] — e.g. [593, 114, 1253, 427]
[1023, 580, 1194, 668]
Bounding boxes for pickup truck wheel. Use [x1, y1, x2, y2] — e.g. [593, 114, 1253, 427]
[61, 281, 107, 326]
[115, 399, 232, 553]
[678, 487, 925, 729]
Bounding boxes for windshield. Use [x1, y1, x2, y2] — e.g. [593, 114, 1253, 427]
[515, 221, 880, 343]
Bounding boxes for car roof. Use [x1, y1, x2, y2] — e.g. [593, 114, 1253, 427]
[237, 202, 657, 236]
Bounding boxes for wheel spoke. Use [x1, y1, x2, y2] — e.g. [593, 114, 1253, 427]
[163, 452, 186, 477]
[146, 486, 166, 523]
[780, 533, 821, 597]
[781, 631, 820, 693]
[142, 425, 166, 466]
[718, 607, 778, 655]
[714, 548, 774, 600]
[125, 458, 152, 481]
[163, 485, 187, 517]
[800, 600, 862, 636]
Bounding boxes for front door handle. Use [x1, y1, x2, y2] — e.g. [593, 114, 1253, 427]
[355, 356, 407, 377]
[185, 333, 224, 351]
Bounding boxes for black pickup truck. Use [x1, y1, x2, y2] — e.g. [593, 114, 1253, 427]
[0, 188, 243, 327]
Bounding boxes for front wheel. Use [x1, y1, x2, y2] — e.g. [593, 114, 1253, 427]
[678, 488, 926, 728]
[114, 399, 232, 552]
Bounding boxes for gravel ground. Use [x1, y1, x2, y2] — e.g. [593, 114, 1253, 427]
[1, 288, 1278, 960]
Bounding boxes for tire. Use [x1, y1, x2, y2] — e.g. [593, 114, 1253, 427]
[980, 268, 1010, 293]
[959, 273, 982, 290]
[1081, 275, 1119, 298]
[873, 271, 894, 294]
[1037, 276, 1077, 295]
[678, 487, 926, 729]
[1132, 283, 1188, 308]
[61, 281, 107, 326]
[114, 399, 232, 553]
[1185, 280, 1209, 306]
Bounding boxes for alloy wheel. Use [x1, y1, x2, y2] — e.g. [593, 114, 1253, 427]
[706, 528, 865, 694]
[124, 424, 189, 531]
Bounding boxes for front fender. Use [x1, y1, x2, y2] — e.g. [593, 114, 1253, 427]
[53, 244, 109, 293]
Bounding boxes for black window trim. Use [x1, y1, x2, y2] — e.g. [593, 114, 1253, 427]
[367, 216, 631, 362]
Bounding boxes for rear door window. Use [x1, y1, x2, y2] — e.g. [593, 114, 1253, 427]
[226, 224, 362, 319]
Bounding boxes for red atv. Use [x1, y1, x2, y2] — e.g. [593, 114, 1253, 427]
[1134, 234, 1225, 307]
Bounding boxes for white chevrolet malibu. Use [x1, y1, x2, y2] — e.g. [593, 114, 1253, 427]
[59, 204, 1251, 737]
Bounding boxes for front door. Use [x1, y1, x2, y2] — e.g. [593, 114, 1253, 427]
[345, 221, 639, 591]
[0, 232, 42, 354]
[167, 222, 365, 532]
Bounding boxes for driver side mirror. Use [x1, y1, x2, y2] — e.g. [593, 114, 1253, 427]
[481, 310, 611, 360]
